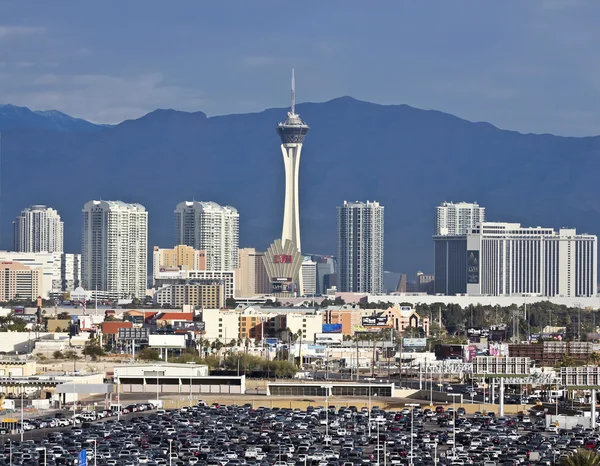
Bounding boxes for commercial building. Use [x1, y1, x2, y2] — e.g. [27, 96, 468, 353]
[435, 201, 485, 236]
[154, 269, 234, 301]
[323, 305, 363, 336]
[416, 271, 435, 294]
[0, 251, 79, 296]
[337, 200, 384, 294]
[301, 258, 317, 296]
[234, 248, 270, 298]
[263, 239, 303, 296]
[114, 363, 245, 395]
[174, 201, 239, 271]
[81, 200, 148, 299]
[201, 309, 240, 344]
[0, 262, 43, 301]
[13, 205, 63, 253]
[434, 222, 597, 297]
[60, 253, 81, 292]
[154, 283, 224, 309]
[0, 251, 59, 296]
[312, 255, 336, 295]
[286, 312, 323, 341]
[152, 245, 206, 285]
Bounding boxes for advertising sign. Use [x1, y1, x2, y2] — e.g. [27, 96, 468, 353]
[148, 334, 186, 348]
[118, 327, 149, 340]
[272, 278, 293, 293]
[315, 333, 343, 345]
[467, 250, 480, 284]
[403, 338, 427, 348]
[78, 450, 87, 466]
[361, 315, 389, 327]
[322, 323, 343, 333]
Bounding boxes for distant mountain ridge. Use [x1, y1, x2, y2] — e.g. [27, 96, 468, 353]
[0, 97, 598, 275]
[0, 104, 101, 132]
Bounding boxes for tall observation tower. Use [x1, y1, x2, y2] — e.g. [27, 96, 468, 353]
[276, 69, 309, 253]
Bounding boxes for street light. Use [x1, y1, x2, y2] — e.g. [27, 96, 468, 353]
[368, 379, 372, 437]
[91, 439, 97, 466]
[449, 393, 462, 459]
[41, 446, 47, 466]
[405, 403, 420, 466]
[168, 438, 173, 466]
[20, 386, 24, 442]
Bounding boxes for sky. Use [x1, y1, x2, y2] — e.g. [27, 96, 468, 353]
[0, 1, 599, 135]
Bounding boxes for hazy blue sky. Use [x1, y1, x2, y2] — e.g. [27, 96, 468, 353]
[0, 1, 599, 135]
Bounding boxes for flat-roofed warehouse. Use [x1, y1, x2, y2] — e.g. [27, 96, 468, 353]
[114, 363, 246, 395]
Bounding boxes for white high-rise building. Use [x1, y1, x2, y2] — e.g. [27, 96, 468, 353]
[13, 205, 63, 253]
[337, 201, 384, 293]
[82, 200, 148, 299]
[174, 201, 239, 270]
[301, 257, 317, 296]
[435, 201, 485, 236]
[434, 222, 597, 297]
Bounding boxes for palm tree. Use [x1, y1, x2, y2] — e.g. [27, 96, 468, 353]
[588, 352, 600, 366]
[561, 449, 600, 466]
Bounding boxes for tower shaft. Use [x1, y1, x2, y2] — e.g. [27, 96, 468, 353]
[281, 143, 303, 253]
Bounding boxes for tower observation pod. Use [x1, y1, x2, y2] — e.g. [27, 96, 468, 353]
[276, 69, 309, 254]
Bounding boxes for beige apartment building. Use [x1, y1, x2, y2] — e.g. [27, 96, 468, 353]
[235, 248, 270, 297]
[0, 261, 43, 301]
[154, 283, 224, 309]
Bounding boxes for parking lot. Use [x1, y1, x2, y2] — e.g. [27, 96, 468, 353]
[0, 399, 594, 465]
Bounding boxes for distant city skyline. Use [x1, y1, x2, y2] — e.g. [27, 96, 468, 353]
[1, 2, 600, 135]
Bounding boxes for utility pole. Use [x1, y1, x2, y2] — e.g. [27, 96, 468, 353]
[356, 336, 360, 381]
[371, 333, 377, 378]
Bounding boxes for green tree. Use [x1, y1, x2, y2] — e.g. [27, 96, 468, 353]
[137, 348, 161, 361]
[57, 311, 71, 320]
[82, 342, 105, 360]
[63, 350, 80, 361]
[53, 350, 64, 359]
[560, 449, 600, 466]
[557, 354, 576, 368]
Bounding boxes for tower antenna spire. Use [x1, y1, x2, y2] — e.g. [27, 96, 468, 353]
[291, 68, 295, 115]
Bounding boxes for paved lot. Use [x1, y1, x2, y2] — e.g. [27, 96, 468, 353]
[0, 398, 590, 466]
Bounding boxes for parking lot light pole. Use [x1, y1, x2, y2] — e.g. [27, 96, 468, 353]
[368, 380, 372, 437]
[169, 438, 173, 466]
[41, 446, 46, 466]
[92, 439, 97, 466]
[20, 387, 24, 442]
[405, 403, 420, 466]
[449, 394, 461, 459]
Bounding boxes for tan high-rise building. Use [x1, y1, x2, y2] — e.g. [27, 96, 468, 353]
[0, 261, 43, 301]
[235, 248, 270, 298]
[152, 245, 206, 285]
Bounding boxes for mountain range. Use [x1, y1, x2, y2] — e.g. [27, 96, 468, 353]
[1, 97, 599, 277]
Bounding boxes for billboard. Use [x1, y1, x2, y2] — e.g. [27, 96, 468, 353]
[322, 324, 342, 333]
[272, 278, 293, 293]
[118, 327, 149, 340]
[403, 338, 427, 348]
[315, 333, 343, 345]
[148, 334, 186, 349]
[361, 315, 389, 327]
[467, 250, 480, 284]
[489, 342, 509, 357]
[156, 267, 185, 280]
